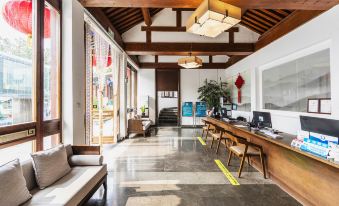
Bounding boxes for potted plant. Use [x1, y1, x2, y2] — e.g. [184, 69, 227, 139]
[198, 79, 230, 112]
[140, 105, 146, 117]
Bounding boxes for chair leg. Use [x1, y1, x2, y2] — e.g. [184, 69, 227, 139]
[247, 156, 251, 166]
[201, 129, 205, 138]
[216, 137, 222, 154]
[210, 136, 215, 148]
[103, 176, 107, 199]
[238, 145, 248, 178]
[143, 132, 146, 138]
[238, 155, 246, 178]
[227, 151, 233, 166]
[205, 131, 209, 141]
[259, 148, 267, 179]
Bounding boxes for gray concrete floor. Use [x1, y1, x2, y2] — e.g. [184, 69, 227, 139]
[85, 127, 301, 206]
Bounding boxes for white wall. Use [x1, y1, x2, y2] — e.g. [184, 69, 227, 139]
[181, 69, 227, 126]
[157, 94, 178, 113]
[225, 6, 339, 135]
[137, 70, 156, 124]
[62, 0, 86, 145]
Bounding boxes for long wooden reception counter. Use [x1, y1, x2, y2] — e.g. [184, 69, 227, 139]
[202, 117, 339, 206]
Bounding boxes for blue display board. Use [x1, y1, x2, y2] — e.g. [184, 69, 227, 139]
[195, 102, 207, 117]
[182, 102, 193, 117]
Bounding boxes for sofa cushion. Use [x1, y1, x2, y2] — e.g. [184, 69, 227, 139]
[0, 159, 32, 205]
[142, 120, 151, 131]
[31, 145, 71, 189]
[24, 165, 107, 206]
[21, 160, 37, 191]
[69, 155, 103, 166]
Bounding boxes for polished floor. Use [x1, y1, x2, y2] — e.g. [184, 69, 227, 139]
[86, 127, 301, 206]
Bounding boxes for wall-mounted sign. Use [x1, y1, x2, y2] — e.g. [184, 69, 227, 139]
[182, 102, 193, 117]
[196, 102, 207, 117]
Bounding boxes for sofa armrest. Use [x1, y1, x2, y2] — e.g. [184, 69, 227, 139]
[72, 146, 100, 155]
[69, 155, 103, 166]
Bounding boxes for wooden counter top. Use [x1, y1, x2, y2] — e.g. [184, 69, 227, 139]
[203, 116, 339, 206]
[203, 116, 339, 169]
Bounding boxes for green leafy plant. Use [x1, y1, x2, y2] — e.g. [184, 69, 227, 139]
[140, 105, 146, 113]
[198, 79, 230, 110]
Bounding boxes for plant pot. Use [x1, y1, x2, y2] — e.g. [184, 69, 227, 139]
[142, 112, 145, 117]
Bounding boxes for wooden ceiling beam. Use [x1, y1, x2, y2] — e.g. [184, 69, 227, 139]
[108, 8, 138, 21]
[141, 8, 152, 26]
[79, 0, 339, 10]
[241, 20, 266, 33]
[140, 62, 230, 69]
[245, 12, 274, 27]
[106, 8, 127, 18]
[141, 26, 186, 32]
[261, 9, 284, 21]
[242, 16, 270, 30]
[249, 10, 279, 24]
[125, 42, 255, 56]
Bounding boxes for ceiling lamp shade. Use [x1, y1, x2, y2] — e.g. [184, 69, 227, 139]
[186, 0, 241, 38]
[178, 56, 203, 69]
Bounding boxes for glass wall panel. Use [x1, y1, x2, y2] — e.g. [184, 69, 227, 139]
[262, 49, 331, 112]
[43, 133, 60, 150]
[0, 0, 34, 126]
[44, 3, 60, 120]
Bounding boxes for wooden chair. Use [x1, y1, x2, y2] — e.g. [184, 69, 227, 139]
[226, 133, 267, 178]
[209, 125, 230, 154]
[201, 120, 215, 141]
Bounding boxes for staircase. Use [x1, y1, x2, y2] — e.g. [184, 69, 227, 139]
[158, 107, 178, 126]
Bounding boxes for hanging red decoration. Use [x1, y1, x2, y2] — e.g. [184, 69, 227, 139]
[92, 47, 112, 67]
[2, 0, 51, 38]
[235, 73, 245, 103]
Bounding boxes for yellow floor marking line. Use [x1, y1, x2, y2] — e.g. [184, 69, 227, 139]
[197, 136, 206, 146]
[214, 159, 240, 186]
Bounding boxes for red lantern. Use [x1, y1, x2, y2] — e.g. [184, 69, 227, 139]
[235, 74, 245, 103]
[92, 47, 112, 68]
[2, 0, 51, 38]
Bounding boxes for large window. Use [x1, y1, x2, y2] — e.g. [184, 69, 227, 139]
[262, 49, 331, 112]
[0, 0, 35, 126]
[0, 0, 61, 156]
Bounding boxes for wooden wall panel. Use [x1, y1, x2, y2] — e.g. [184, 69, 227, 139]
[156, 69, 179, 91]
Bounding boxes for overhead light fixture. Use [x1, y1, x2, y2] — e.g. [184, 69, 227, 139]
[186, 0, 241, 38]
[178, 55, 203, 69]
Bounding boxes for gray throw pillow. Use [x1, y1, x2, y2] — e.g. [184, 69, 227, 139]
[0, 159, 32, 206]
[31, 144, 71, 189]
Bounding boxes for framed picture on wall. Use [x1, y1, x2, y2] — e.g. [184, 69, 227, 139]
[319, 98, 331, 114]
[307, 99, 319, 113]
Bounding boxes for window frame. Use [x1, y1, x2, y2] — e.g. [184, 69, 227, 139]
[0, 0, 62, 151]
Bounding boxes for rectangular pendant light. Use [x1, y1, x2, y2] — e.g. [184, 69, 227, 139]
[186, 0, 241, 38]
[178, 56, 203, 69]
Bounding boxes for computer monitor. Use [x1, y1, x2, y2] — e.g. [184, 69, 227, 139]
[221, 108, 231, 118]
[252, 111, 272, 128]
[300, 116, 339, 138]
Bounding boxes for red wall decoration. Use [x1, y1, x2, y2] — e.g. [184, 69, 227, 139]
[235, 73, 245, 103]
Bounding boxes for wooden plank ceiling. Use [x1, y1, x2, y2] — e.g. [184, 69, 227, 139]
[101, 8, 162, 34]
[82, 0, 334, 69]
[101, 7, 294, 36]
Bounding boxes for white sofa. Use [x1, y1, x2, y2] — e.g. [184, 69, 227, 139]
[21, 145, 107, 206]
